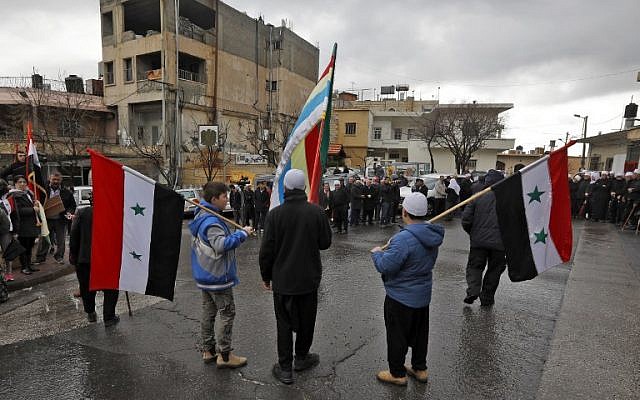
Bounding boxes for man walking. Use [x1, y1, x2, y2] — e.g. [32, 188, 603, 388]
[461, 169, 506, 306]
[254, 181, 270, 231]
[189, 182, 254, 368]
[330, 180, 349, 234]
[370, 192, 444, 386]
[259, 169, 332, 384]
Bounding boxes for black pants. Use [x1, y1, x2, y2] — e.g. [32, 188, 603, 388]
[465, 247, 507, 303]
[36, 218, 67, 261]
[333, 207, 348, 232]
[434, 198, 446, 216]
[363, 208, 374, 224]
[18, 236, 36, 270]
[273, 290, 318, 371]
[75, 263, 119, 320]
[255, 208, 267, 230]
[350, 208, 361, 225]
[384, 296, 429, 378]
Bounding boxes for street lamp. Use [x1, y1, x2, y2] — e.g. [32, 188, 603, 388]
[574, 114, 588, 169]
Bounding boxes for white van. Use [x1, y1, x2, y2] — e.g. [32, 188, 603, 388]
[73, 186, 93, 209]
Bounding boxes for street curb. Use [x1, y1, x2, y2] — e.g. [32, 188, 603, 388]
[6, 264, 75, 292]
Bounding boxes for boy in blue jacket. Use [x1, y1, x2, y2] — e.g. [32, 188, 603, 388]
[371, 192, 444, 386]
[189, 182, 254, 368]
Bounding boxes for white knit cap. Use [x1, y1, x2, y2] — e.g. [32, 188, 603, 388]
[284, 169, 306, 190]
[402, 192, 429, 216]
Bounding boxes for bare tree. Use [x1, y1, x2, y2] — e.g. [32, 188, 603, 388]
[433, 104, 504, 174]
[240, 109, 300, 168]
[409, 111, 442, 173]
[189, 120, 233, 182]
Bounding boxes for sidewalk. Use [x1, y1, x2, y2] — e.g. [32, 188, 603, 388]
[5, 258, 75, 291]
[537, 221, 640, 399]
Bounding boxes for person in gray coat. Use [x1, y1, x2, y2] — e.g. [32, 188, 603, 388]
[460, 169, 505, 306]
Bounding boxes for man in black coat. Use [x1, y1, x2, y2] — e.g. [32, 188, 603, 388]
[330, 180, 349, 233]
[461, 169, 505, 307]
[229, 185, 243, 224]
[259, 169, 332, 384]
[349, 180, 364, 226]
[0, 151, 27, 182]
[254, 181, 270, 231]
[361, 179, 378, 225]
[35, 172, 76, 264]
[69, 202, 120, 326]
[242, 185, 255, 227]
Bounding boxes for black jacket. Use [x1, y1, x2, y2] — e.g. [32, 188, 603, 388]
[461, 189, 503, 250]
[362, 184, 378, 210]
[350, 184, 363, 209]
[254, 188, 270, 210]
[0, 161, 26, 181]
[329, 187, 349, 209]
[10, 190, 40, 238]
[70, 206, 92, 265]
[380, 183, 394, 203]
[230, 190, 242, 210]
[259, 189, 332, 295]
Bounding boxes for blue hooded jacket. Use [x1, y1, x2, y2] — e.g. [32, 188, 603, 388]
[371, 222, 445, 308]
[188, 200, 248, 291]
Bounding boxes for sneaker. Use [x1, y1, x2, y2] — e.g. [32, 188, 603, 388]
[216, 352, 247, 369]
[272, 364, 294, 385]
[87, 312, 97, 323]
[104, 315, 120, 327]
[202, 350, 217, 364]
[376, 370, 407, 386]
[21, 268, 32, 275]
[294, 353, 319, 372]
[463, 295, 478, 304]
[4, 273, 14, 281]
[405, 366, 428, 383]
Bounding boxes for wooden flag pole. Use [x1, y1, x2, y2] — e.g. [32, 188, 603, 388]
[125, 291, 133, 316]
[184, 198, 256, 236]
[380, 186, 492, 250]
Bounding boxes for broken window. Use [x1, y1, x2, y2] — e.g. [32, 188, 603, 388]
[178, 0, 215, 44]
[136, 52, 162, 80]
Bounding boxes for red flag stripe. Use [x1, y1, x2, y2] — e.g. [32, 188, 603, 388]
[548, 146, 572, 262]
[89, 150, 125, 291]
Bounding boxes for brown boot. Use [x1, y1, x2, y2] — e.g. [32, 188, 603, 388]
[216, 352, 247, 369]
[405, 365, 428, 383]
[376, 370, 407, 386]
[202, 351, 217, 364]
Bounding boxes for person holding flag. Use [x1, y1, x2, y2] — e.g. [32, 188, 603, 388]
[10, 175, 41, 275]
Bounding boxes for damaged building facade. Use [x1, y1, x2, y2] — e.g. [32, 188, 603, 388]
[100, 0, 319, 185]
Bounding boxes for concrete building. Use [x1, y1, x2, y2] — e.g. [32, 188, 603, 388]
[99, 0, 319, 185]
[580, 126, 640, 173]
[497, 148, 582, 176]
[331, 96, 514, 173]
[0, 82, 141, 185]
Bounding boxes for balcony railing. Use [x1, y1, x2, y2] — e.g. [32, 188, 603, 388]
[178, 69, 205, 83]
[137, 69, 162, 81]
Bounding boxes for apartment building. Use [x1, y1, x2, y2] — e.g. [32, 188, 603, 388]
[332, 95, 515, 173]
[99, 0, 319, 185]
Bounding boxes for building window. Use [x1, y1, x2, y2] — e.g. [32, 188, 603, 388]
[124, 58, 133, 82]
[389, 152, 400, 160]
[373, 127, 381, 140]
[267, 39, 283, 50]
[104, 61, 114, 85]
[152, 126, 160, 144]
[407, 128, 416, 139]
[101, 11, 113, 37]
[345, 122, 356, 135]
[266, 80, 278, 92]
[137, 126, 145, 141]
[589, 155, 601, 171]
[394, 128, 402, 140]
[467, 159, 477, 170]
[59, 119, 80, 137]
[605, 157, 613, 171]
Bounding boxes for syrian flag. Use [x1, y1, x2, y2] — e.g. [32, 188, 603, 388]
[492, 143, 574, 282]
[88, 150, 184, 301]
[26, 123, 46, 202]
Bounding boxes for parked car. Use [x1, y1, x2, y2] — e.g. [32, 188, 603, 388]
[177, 187, 234, 219]
[73, 186, 93, 210]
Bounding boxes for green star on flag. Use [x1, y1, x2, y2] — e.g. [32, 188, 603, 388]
[131, 203, 146, 216]
[129, 251, 142, 261]
[533, 228, 548, 244]
[527, 186, 545, 204]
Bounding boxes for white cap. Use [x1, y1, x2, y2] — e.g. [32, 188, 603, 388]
[402, 192, 429, 216]
[625, 172, 634, 177]
[284, 169, 306, 190]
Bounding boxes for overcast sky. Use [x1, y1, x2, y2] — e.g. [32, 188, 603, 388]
[1, 0, 638, 155]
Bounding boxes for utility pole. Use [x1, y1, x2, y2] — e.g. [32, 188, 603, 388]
[574, 114, 588, 169]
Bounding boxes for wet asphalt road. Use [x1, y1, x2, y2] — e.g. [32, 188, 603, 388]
[0, 219, 572, 399]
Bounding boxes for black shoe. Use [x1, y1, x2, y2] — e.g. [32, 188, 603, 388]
[480, 298, 494, 307]
[272, 364, 294, 385]
[463, 295, 478, 304]
[104, 315, 120, 327]
[28, 267, 40, 272]
[21, 268, 32, 275]
[87, 312, 97, 323]
[294, 353, 319, 372]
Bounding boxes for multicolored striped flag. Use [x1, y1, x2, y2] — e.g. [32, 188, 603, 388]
[270, 43, 337, 209]
[88, 150, 184, 301]
[492, 142, 574, 281]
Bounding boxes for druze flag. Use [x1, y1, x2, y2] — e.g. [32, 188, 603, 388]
[492, 143, 573, 282]
[88, 150, 184, 301]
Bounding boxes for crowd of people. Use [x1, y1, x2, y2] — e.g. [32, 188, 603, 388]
[0, 151, 77, 287]
[569, 169, 640, 228]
